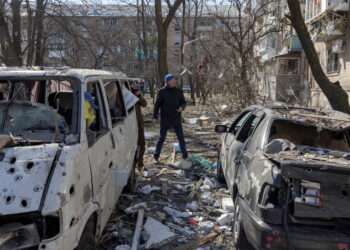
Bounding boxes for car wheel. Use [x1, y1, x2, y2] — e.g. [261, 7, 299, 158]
[216, 155, 226, 184]
[76, 217, 96, 250]
[233, 195, 254, 250]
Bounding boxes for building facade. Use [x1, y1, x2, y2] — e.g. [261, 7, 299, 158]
[305, 0, 350, 107]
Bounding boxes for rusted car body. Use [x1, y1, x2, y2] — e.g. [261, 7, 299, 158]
[216, 105, 350, 250]
[0, 68, 138, 249]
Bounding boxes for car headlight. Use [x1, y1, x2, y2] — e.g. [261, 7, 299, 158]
[0, 222, 40, 249]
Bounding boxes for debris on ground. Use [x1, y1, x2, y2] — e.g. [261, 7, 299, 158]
[98, 103, 236, 249]
[143, 217, 177, 249]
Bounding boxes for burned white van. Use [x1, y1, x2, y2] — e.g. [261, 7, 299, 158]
[0, 68, 138, 249]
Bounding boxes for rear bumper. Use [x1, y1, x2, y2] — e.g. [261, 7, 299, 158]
[239, 198, 350, 250]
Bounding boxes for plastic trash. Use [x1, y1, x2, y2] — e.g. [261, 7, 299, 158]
[186, 154, 215, 169]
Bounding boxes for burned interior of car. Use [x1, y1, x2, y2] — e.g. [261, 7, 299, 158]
[0, 78, 79, 147]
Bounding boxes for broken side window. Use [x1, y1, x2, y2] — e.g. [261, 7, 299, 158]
[229, 111, 252, 135]
[123, 80, 135, 113]
[86, 82, 108, 147]
[103, 80, 126, 125]
[236, 115, 261, 143]
[278, 58, 299, 75]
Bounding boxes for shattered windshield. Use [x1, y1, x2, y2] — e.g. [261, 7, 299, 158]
[0, 79, 78, 145]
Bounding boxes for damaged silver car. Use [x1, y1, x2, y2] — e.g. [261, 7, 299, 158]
[0, 68, 138, 249]
[215, 105, 350, 250]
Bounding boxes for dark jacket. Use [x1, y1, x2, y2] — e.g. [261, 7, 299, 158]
[153, 86, 187, 127]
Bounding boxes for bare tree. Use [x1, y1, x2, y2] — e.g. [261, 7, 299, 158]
[155, 0, 182, 81]
[286, 0, 350, 114]
[208, 0, 281, 107]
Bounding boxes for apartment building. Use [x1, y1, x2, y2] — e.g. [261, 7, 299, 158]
[256, 1, 308, 104]
[305, 0, 350, 107]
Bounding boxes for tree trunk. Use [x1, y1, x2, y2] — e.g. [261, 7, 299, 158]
[157, 31, 168, 81]
[287, 0, 350, 114]
[155, 0, 183, 81]
[189, 76, 196, 105]
[11, 0, 22, 62]
[25, 0, 34, 66]
[35, 0, 45, 66]
[0, 0, 22, 66]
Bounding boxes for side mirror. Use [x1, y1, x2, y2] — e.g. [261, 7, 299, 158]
[215, 125, 228, 133]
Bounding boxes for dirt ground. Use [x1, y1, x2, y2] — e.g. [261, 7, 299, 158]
[98, 98, 237, 250]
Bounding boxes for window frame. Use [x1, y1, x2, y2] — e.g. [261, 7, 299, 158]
[229, 111, 252, 135]
[278, 58, 300, 75]
[327, 48, 340, 74]
[85, 80, 109, 147]
[103, 79, 127, 126]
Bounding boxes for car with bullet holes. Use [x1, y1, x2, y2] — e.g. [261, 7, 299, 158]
[215, 105, 350, 250]
[0, 68, 138, 249]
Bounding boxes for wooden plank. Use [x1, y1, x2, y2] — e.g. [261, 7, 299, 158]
[173, 232, 219, 250]
[187, 177, 204, 202]
[131, 208, 145, 250]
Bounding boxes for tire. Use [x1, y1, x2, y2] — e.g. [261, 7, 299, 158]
[216, 155, 226, 184]
[76, 216, 96, 250]
[233, 195, 254, 250]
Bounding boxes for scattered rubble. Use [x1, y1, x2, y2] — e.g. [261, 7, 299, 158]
[221, 197, 235, 212]
[143, 217, 177, 249]
[98, 103, 236, 249]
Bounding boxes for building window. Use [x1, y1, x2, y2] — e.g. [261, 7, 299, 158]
[306, 0, 321, 20]
[327, 48, 339, 73]
[174, 34, 181, 45]
[278, 58, 299, 75]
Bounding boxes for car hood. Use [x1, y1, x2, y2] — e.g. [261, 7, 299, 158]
[0, 143, 60, 215]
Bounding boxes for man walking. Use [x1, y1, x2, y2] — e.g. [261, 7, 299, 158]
[152, 74, 188, 162]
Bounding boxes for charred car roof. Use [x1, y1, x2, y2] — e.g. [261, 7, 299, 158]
[246, 104, 350, 129]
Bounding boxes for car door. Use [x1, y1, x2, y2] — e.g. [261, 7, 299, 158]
[226, 112, 264, 187]
[221, 111, 252, 184]
[85, 79, 115, 228]
[103, 79, 129, 202]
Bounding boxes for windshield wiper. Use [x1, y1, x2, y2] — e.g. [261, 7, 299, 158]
[0, 84, 24, 133]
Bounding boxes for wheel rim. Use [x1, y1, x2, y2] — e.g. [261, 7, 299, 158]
[233, 200, 241, 245]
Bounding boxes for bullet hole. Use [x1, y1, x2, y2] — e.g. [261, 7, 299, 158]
[306, 168, 312, 173]
[342, 189, 349, 197]
[10, 157, 16, 164]
[69, 185, 75, 196]
[69, 218, 76, 227]
[7, 168, 15, 174]
[62, 172, 66, 176]
[0, 152, 5, 161]
[5, 195, 14, 204]
[41, 245, 46, 249]
[26, 162, 34, 171]
[21, 199, 28, 208]
[33, 185, 41, 192]
[14, 175, 22, 182]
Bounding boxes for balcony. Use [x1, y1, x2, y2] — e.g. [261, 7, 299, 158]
[282, 35, 302, 52]
[260, 48, 278, 62]
[327, 0, 349, 11]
